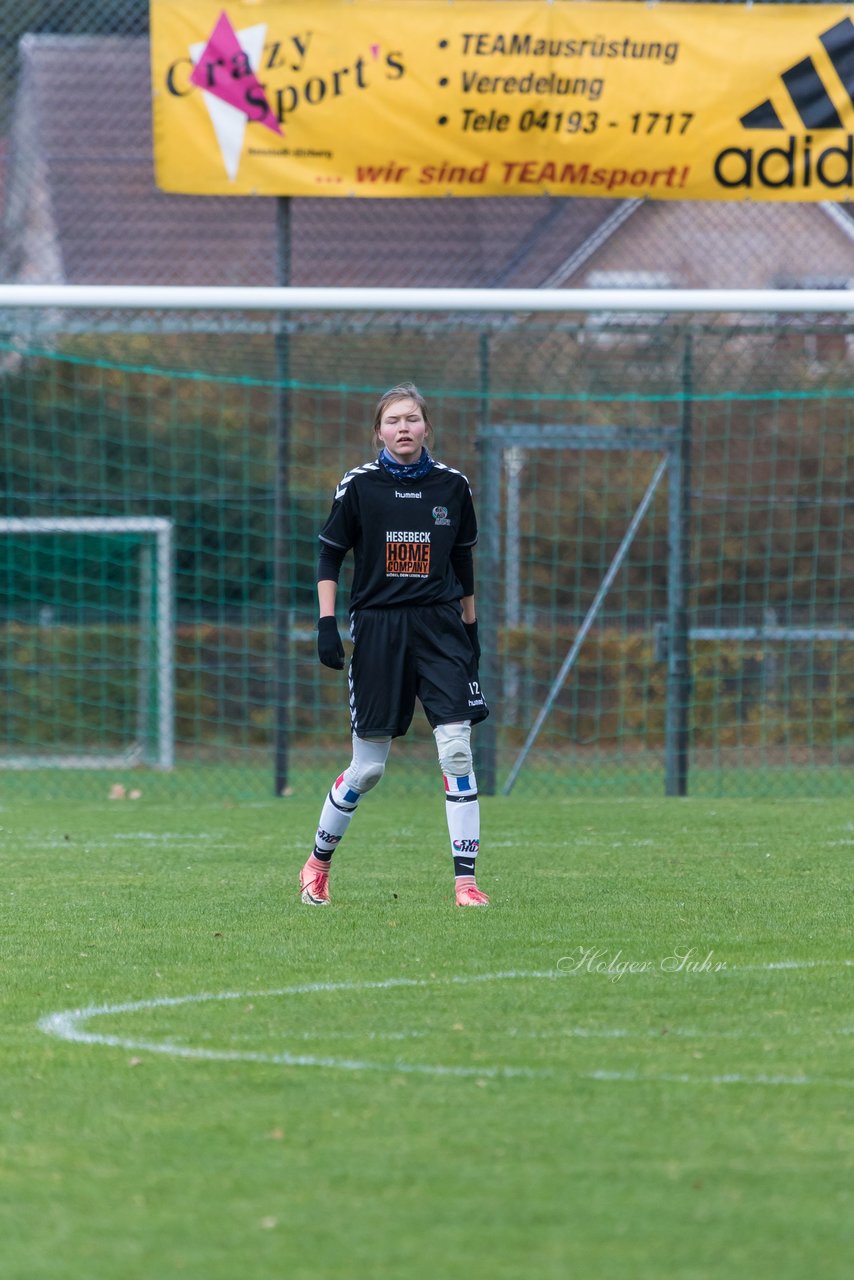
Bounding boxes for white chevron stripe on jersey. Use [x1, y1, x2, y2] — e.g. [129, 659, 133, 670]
[335, 462, 380, 501]
[433, 461, 472, 494]
[347, 615, 359, 733]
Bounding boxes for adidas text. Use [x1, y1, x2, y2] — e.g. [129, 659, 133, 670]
[715, 134, 854, 190]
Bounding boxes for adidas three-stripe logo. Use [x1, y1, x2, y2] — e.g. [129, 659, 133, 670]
[741, 17, 854, 130]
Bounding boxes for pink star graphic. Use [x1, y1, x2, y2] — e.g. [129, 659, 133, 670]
[190, 10, 282, 136]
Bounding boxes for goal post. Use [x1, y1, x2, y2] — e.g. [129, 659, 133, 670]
[1, 284, 851, 799]
[0, 517, 174, 771]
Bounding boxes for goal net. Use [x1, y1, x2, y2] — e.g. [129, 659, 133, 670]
[0, 516, 174, 770]
[0, 285, 851, 798]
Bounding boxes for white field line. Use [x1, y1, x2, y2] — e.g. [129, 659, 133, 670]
[39, 972, 558, 1081]
[585, 1070, 854, 1087]
[38, 964, 854, 1086]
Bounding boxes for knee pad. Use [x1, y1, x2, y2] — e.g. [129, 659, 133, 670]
[343, 735, 391, 793]
[434, 722, 473, 777]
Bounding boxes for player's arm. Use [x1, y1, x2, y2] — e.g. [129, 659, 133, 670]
[450, 543, 479, 658]
[452, 480, 480, 656]
[316, 478, 358, 668]
[316, 542, 348, 669]
[318, 577, 337, 618]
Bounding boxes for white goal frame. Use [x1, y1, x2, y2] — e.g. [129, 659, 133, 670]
[0, 517, 174, 771]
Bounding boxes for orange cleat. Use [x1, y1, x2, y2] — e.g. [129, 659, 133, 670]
[300, 857, 331, 905]
[455, 881, 490, 907]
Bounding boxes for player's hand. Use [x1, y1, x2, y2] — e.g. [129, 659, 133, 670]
[463, 619, 481, 664]
[317, 616, 345, 669]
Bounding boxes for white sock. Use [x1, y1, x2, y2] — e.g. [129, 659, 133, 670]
[313, 771, 361, 860]
[444, 772, 480, 878]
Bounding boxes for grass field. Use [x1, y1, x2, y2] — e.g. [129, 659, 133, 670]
[2, 790, 852, 1279]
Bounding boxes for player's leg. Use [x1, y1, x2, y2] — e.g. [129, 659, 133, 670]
[434, 721, 489, 907]
[411, 604, 489, 906]
[301, 608, 414, 905]
[300, 734, 392, 905]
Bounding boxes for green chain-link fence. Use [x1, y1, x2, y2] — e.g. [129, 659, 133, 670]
[1, 307, 851, 797]
[1, 3, 852, 797]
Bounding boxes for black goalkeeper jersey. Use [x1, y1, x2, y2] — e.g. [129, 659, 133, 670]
[318, 459, 478, 611]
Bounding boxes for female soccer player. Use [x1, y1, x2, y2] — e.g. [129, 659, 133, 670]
[300, 382, 490, 907]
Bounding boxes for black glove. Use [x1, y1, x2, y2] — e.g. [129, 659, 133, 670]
[317, 616, 345, 670]
[463, 619, 481, 664]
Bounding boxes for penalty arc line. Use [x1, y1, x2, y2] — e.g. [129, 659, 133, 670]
[37, 964, 854, 1087]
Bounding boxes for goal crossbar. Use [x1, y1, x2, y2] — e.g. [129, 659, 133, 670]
[2, 285, 854, 314]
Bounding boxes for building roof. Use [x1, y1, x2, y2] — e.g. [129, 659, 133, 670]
[0, 34, 624, 288]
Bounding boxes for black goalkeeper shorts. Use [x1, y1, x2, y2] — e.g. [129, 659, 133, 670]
[347, 603, 489, 738]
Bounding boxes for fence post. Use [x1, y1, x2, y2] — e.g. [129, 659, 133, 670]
[665, 330, 693, 796]
[474, 332, 498, 794]
[273, 196, 292, 796]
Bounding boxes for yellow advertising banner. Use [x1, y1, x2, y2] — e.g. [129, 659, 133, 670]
[150, 0, 854, 200]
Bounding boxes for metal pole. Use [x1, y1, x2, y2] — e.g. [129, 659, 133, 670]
[136, 540, 153, 762]
[664, 332, 693, 796]
[474, 331, 498, 794]
[503, 446, 525, 725]
[273, 196, 291, 796]
[156, 522, 175, 771]
[503, 455, 668, 795]
[504, 446, 524, 628]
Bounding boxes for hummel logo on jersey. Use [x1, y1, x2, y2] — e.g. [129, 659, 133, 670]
[395, 490, 421, 499]
[717, 18, 854, 191]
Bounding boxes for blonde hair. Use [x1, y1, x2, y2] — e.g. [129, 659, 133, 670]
[372, 382, 433, 446]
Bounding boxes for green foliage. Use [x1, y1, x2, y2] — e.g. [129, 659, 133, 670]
[3, 623, 852, 761]
[0, 624, 139, 748]
[2, 328, 853, 619]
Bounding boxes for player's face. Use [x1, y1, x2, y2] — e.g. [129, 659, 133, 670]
[377, 397, 428, 464]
